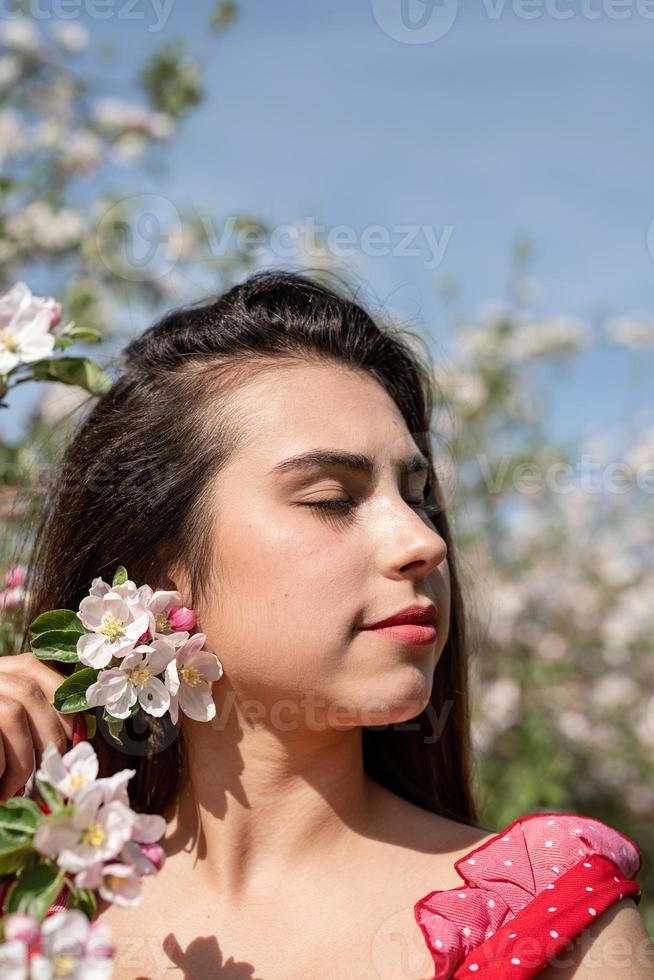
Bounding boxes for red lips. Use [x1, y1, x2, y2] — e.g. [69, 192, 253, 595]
[362, 603, 437, 630]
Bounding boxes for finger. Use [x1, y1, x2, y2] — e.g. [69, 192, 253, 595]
[15, 678, 72, 772]
[0, 698, 36, 801]
[0, 654, 77, 741]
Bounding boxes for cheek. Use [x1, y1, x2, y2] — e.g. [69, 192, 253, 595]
[227, 506, 363, 613]
[199, 510, 363, 684]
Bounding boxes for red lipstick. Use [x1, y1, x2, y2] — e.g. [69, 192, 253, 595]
[361, 604, 438, 645]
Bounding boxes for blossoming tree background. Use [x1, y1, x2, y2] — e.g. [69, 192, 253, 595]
[0, 3, 652, 945]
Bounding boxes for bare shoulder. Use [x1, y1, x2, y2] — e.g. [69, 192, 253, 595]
[538, 898, 654, 979]
[368, 780, 496, 887]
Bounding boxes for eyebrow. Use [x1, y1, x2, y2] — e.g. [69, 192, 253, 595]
[269, 449, 430, 479]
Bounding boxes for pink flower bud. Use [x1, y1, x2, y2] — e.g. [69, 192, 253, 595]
[44, 297, 63, 332]
[4, 564, 26, 589]
[138, 842, 166, 872]
[0, 587, 24, 610]
[167, 605, 196, 632]
[137, 628, 151, 643]
[4, 912, 41, 949]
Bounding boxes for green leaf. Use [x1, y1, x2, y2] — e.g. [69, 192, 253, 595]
[34, 776, 64, 814]
[32, 647, 81, 664]
[5, 864, 66, 922]
[0, 834, 36, 876]
[31, 630, 84, 662]
[83, 710, 97, 740]
[102, 711, 125, 746]
[29, 610, 85, 638]
[53, 669, 98, 713]
[111, 566, 128, 587]
[53, 335, 74, 351]
[210, 1, 237, 31]
[26, 357, 112, 396]
[139, 42, 203, 119]
[61, 326, 103, 344]
[0, 798, 43, 836]
[66, 885, 96, 919]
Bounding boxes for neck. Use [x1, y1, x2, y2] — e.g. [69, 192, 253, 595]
[161, 685, 382, 904]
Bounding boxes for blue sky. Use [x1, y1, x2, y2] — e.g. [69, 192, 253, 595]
[5, 0, 653, 444]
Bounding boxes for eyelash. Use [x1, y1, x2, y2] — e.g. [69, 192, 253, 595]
[305, 497, 439, 516]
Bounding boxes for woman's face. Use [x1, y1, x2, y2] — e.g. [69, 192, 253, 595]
[193, 361, 451, 731]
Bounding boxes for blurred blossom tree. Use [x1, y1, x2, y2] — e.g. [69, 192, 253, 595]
[0, 2, 266, 332]
[431, 240, 654, 931]
[0, 2, 270, 643]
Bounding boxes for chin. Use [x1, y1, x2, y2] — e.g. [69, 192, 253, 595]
[357, 668, 433, 728]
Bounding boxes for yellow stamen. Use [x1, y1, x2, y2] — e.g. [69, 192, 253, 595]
[69, 772, 91, 790]
[99, 612, 125, 643]
[52, 953, 77, 976]
[0, 333, 18, 352]
[81, 821, 106, 847]
[155, 613, 171, 633]
[129, 666, 151, 687]
[106, 874, 128, 892]
[180, 665, 201, 687]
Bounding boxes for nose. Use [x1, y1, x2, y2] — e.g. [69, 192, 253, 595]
[381, 504, 448, 580]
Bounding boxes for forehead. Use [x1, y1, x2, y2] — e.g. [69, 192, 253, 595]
[225, 361, 424, 472]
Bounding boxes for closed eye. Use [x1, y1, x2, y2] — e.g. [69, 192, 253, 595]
[304, 498, 439, 514]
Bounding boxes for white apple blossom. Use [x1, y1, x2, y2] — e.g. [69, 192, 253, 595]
[0, 110, 28, 167]
[59, 130, 104, 176]
[164, 632, 223, 723]
[604, 313, 654, 350]
[0, 19, 41, 55]
[35, 741, 98, 800]
[509, 315, 592, 363]
[76, 593, 150, 668]
[111, 133, 148, 165]
[52, 23, 90, 54]
[135, 584, 193, 646]
[6, 202, 85, 252]
[74, 859, 142, 908]
[0, 938, 28, 979]
[148, 112, 176, 140]
[91, 98, 149, 133]
[0, 56, 20, 91]
[85, 639, 175, 719]
[33, 781, 136, 872]
[28, 910, 114, 979]
[87, 768, 134, 809]
[0, 282, 60, 375]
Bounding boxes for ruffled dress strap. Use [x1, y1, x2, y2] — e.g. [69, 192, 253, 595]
[414, 812, 644, 979]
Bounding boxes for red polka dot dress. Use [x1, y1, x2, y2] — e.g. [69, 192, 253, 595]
[414, 812, 644, 978]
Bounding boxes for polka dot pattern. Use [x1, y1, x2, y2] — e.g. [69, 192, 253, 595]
[414, 811, 644, 979]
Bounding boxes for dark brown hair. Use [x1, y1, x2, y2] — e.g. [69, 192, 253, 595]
[18, 269, 481, 828]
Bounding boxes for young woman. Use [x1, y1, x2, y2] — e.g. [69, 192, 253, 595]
[2, 270, 650, 978]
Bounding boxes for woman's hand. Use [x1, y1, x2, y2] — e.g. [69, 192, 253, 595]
[0, 651, 76, 801]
